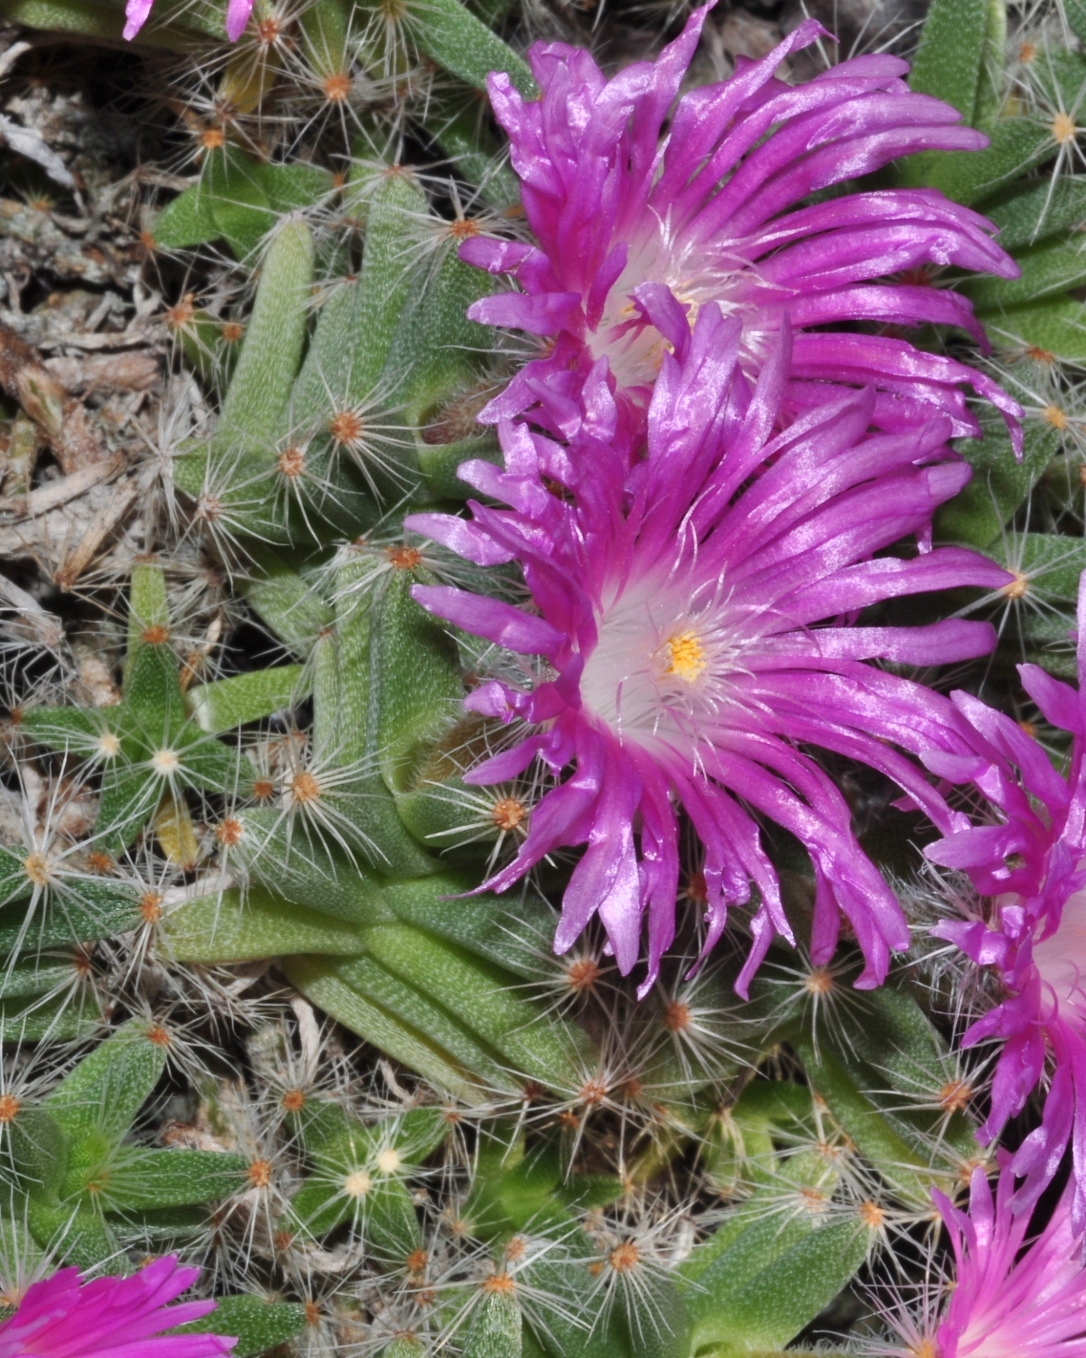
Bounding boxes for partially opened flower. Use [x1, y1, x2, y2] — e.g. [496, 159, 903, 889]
[0, 1256, 234, 1358]
[407, 300, 1010, 994]
[123, 0, 251, 43]
[896, 1166, 1086, 1358]
[923, 572, 1086, 1228]
[463, 5, 1022, 445]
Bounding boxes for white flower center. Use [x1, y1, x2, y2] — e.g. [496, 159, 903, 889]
[589, 222, 759, 390]
[1033, 883, 1086, 1025]
[578, 569, 752, 747]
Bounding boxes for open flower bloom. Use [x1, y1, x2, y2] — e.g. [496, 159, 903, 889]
[0, 1256, 234, 1358]
[921, 1166, 1086, 1358]
[463, 5, 1022, 447]
[407, 300, 1010, 994]
[924, 573, 1086, 1229]
[123, 0, 251, 42]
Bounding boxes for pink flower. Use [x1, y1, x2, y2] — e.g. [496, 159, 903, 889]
[463, 5, 1022, 447]
[123, 0, 251, 42]
[924, 573, 1086, 1227]
[0, 1257, 235, 1358]
[926, 1166, 1086, 1358]
[407, 302, 1010, 995]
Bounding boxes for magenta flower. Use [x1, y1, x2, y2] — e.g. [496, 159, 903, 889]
[0, 1256, 235, 1358]
[920, 1165, 1086, 1358]
[462, 6, 1022, 447]
[406, 301, 1011, 994]
[123, 0, 251, 43]
[924, 574, 1086, 1228]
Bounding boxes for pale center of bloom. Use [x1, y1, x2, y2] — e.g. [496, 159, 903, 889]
[589, 223, 759, 390]
[579, 569, 753, 748]
[1032, 881, 1086, 1026]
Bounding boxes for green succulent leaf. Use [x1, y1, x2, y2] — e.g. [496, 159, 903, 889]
[906, 0, 998, 122]
[101, 1147, 250, 1210]
[936, 405, 1059, 548]
[987, 294, 1086, 361]
[43, 1017, 169, 1144]
[165, 887, 368, 962]
[966, 233, 1086, 308]
[187, 664, 306, 733]
[171, 1296, 307, 1358]
[984, 173, 1086, 249]
[406, 0, 536, 97]
[915, 118, 1056, 206]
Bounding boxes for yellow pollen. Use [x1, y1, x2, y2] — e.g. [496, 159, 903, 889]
[1053, 112, 1078, 144]
[344, 1169, 371, 1198]
[912, 1339, 939, 1358]
[376, 1148, 401, 1174]
[1043, 403, 1069, 430]
[22, 853, 51, 887]
[664, 630, 706, 683]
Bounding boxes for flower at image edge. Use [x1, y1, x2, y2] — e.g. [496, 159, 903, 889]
[0, 1256, 235, 1358]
